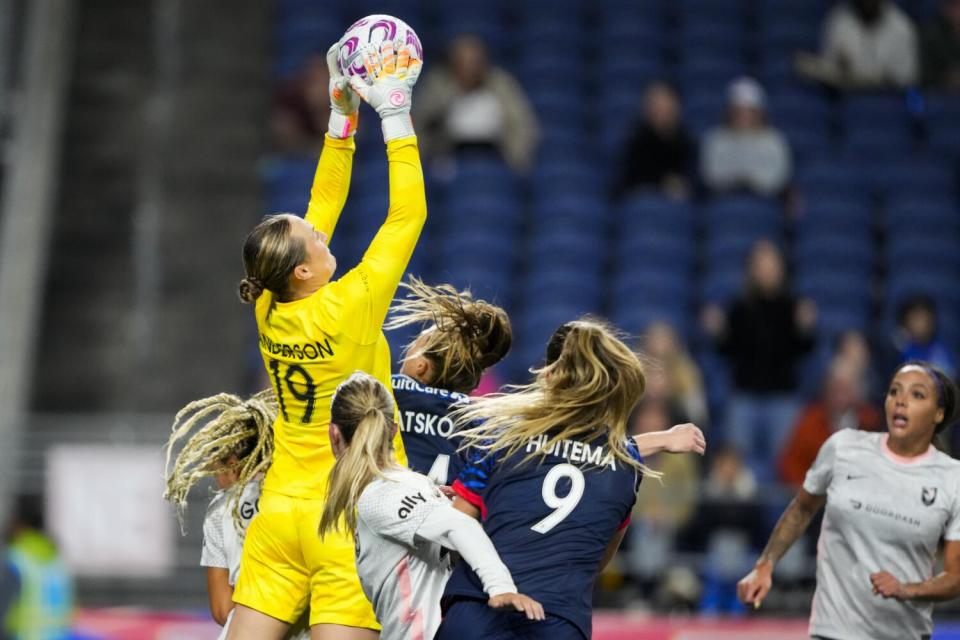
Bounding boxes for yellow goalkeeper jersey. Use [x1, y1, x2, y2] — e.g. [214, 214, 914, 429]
[255, 134, 425, 499]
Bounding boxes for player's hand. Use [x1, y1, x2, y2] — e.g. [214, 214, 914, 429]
[326, 42, 360, 116]
[488, 593, 545, 621]
[348, 41, 421, 141]
[737, 560, 773, 608]
[325, 42, 361, 139]
[664, 423, 706, 455]
[871, 571, 906, 600]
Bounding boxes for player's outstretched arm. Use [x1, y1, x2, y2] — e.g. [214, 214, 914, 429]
[303, 43, 362, 239]
[417, 505, 544, 621]
[341, 42, 426, 341]
[633, 423, 706, 457]
[737, 489, 825, 608]
[872, 540, 960, 602]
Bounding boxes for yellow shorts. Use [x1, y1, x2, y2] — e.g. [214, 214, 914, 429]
[232, 490, 379, 629]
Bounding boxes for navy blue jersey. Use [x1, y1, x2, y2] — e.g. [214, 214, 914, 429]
[391, 373, 469, 485]
[445, 432, 642, 638]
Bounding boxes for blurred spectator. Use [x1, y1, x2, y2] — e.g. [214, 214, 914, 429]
[893, 294, 958, 376]
[778, 358, 883, 487]
[795, 0, 919, 90]
[614, 82, 694, 201]
[704, 446, 758, 502]
[416, 35, 539, 173]
[3, 496, 72, 639]
[271, 53, 330, 153]
[833, 329, 883, 402]
[696, 446, 760, 615]
[921, 0, 960, 92]
[641, 322, 709, 426]
[702, 239, 816, 480]
[700, 77, 792, 197]
[626, 399, 700, 592]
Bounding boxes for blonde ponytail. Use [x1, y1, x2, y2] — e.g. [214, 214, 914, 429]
[456, 318, 660, 479]
[319, 372, 399, 537]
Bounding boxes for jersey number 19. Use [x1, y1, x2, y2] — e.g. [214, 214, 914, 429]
[269, 359, 317, 424]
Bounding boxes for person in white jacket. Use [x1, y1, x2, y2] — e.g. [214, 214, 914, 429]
[318, 371, 543, 640]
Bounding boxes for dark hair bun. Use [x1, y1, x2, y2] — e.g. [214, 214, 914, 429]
[238, 277, 264, 304]
[476, 307, 512, 368]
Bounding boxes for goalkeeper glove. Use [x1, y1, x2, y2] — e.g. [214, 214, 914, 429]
[348, 41, 422, 142]
[326, 42, 360, 139]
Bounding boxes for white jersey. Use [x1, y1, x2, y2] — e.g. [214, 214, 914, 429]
[804, 430, 960, 640]
[355, 467, 516, 640]
[200, 479, 261, 585]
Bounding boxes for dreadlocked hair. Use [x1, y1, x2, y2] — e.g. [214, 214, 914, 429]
[456, 317, 660, 479]
[319, 372, 399, 538]
[164, 389, 277, 532]
[385, 276, 513, 394]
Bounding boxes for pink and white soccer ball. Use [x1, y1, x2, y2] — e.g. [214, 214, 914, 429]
[336, 15, 423, 81]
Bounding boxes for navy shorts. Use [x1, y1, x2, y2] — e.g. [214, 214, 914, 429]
[436, 598, 586, 640]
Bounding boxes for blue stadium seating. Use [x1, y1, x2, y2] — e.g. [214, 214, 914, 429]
[268, 0, 960, 391]
[796, 198, 873, 235]
[886, 197, 960, 236]
[617, 195, 697, 236]
[795, 236, 874, 273]
[797, 155, 872, 200]
[704, 196, 784, 239]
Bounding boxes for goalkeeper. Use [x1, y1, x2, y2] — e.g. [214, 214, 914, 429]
[228, 40, 426, 640]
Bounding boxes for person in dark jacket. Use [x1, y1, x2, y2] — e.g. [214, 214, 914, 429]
[614, 81, 694, 201]
[702, 239, 817, 480]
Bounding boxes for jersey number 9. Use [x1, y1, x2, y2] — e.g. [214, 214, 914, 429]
[531, 464, 585, 534]
[269, 359, 317, 424]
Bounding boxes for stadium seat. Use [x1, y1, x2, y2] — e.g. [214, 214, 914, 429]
[527, 232, 607, 272]
[531, 193, 610, 226]
[758, 22, 820, 58]
[796, 198, 874, 235]
[679, 23, 747, 60]
[616, 194, 697, 236]
[700, 266, 744, 304]
[522, 269, 605, 311]
[887, 236, 960, 272]
[924, 95, 960, 156]
[616, 232, 696, 273]
[873, 160, 956, 200]
[704, 196, 784, 239]
[795, 236, 874, 273]
[886, 197, 960, 236]
[842, 128, 915, 159]
[796, 155, 872, 200]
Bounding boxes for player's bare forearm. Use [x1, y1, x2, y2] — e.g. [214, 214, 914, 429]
[902, 571, 960, 602]
[757, 490, 825, 568]
[902, 541, 960, 602]
[205, 567, 234, 626]
[633, 424, 705, 457]
[633, 431, 669, 456]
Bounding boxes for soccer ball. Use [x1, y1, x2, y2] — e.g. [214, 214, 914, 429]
[337, 15, 423, 81]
